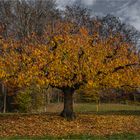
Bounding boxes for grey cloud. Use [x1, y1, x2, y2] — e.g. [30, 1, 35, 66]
[56, 0, 140, 31]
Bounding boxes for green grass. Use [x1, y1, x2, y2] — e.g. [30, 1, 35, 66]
[1, 133, 140, 140]
[74, 103, 140, 112]
[0, 103, 140, 116]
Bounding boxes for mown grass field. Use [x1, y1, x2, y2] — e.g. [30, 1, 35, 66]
[45, 103, 140, 114]
[2, 133, 140, 140]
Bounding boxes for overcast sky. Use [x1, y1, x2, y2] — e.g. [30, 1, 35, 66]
[56, 0, 140, 31]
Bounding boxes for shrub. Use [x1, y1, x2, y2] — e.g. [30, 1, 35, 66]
[16, 89, 32, 112]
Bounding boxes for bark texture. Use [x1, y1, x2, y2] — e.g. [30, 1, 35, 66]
[60, 87, 76, 120]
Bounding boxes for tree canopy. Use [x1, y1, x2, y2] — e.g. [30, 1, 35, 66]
[0, 22, 140, 119]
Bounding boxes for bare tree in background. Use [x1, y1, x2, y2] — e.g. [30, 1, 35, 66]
[63, 4, 93, 34]
[98, 14, 140, 45]
[0, 0, 61, 38]
[0, 0, 13, 38]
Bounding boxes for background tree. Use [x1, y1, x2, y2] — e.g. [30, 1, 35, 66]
[63, 5, 140, 48]
[64, 4, 90, 26]
[97, 14, 140, 45]
[0, 0, 61, 38]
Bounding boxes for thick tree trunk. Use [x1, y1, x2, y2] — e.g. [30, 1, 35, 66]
[60, 87, 76, 120]
[2, 84, 6, 113]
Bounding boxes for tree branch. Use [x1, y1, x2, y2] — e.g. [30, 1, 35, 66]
[112, 63, 139, 73]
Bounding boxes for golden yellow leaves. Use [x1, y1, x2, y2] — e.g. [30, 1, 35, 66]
[0, 24, 140, 91]
[0, 69, 7, 79]
[43, 26, 140, 89]
[0, 39, 49, 89]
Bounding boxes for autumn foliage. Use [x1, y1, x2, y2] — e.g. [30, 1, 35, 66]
[0, 23, 140, 119]
[0, 114, 139, 137]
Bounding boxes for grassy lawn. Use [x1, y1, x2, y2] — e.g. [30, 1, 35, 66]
[0, 103, 139, 115]
[74, 103, 140, 112]
[74, 103, 140, 115]
[1, 103, 139, 116]
[2, 134, 140, 140]
[43, 103, 140, 115]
